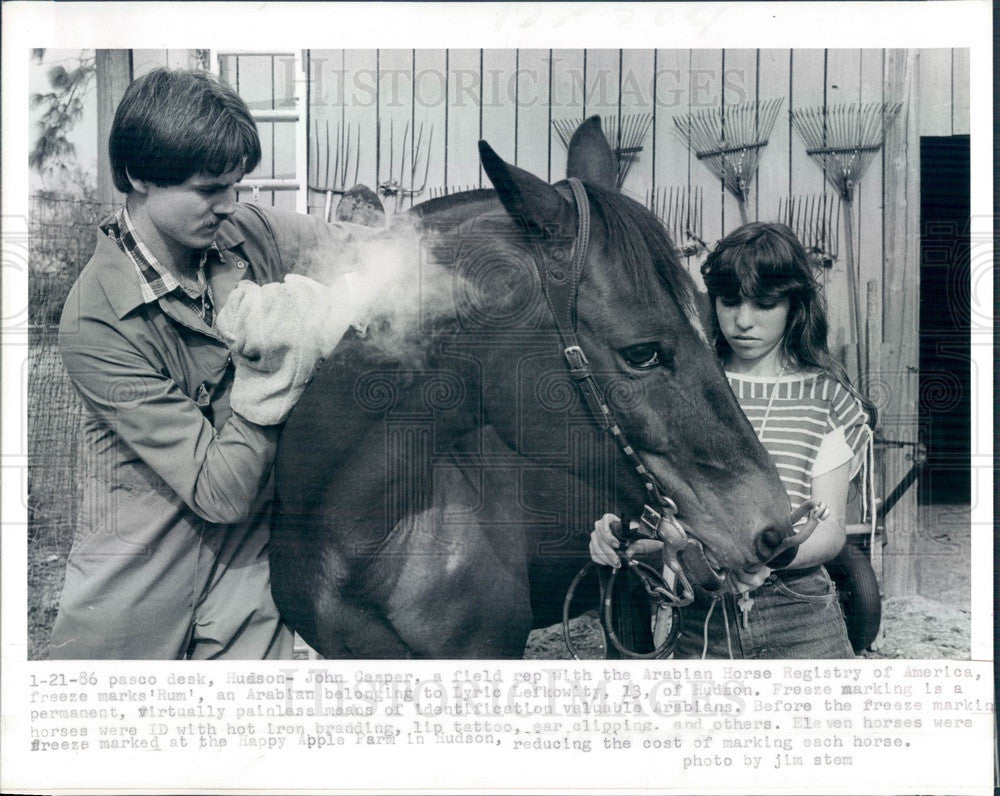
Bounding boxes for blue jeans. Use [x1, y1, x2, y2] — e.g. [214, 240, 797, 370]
[672, 566, 854, 659]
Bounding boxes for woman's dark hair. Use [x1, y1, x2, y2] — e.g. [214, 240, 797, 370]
[701, 222, 876, 425]
[109, 68, 261, 193]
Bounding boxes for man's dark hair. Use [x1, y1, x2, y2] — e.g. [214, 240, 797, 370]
[109, 68, 261, 193]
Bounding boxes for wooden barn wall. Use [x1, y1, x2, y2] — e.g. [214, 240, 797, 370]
[122, 48, 969, 597]
[300, 47, 964, 292]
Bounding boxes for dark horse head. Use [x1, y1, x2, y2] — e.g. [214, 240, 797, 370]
[272, 117, 793, 658]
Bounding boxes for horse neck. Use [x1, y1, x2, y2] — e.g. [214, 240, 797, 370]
[333, 201, 554, 461]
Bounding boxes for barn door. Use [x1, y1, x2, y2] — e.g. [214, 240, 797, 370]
[919, 135, 970, 504]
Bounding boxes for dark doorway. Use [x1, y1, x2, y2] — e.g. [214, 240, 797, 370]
[918, 135, 970, 504]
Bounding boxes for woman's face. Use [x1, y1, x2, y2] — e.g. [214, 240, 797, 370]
[715, 294, 791, 368]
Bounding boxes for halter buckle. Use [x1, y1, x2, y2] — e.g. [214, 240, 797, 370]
[563, 345, 591, 378]
[639, 505, 663, 538]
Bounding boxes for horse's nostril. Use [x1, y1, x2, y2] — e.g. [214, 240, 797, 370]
[754, 527, 786, 564]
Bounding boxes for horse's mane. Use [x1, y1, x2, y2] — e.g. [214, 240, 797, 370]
[410, 189, 498, 232]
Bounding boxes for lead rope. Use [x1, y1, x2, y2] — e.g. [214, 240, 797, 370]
[733, 366, 785, 632]
[700, 599, 717, 659]
[699, 597, 736, 660]
[754, 365, 786, 443]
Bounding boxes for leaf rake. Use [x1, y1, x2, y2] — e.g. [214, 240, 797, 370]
[672, 98, 784, 225]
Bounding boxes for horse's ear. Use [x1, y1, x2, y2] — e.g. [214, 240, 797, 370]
[566, 116, 618, 190]
[479, 140, 571, 236]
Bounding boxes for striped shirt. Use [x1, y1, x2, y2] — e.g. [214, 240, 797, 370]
[727, 371, 873, 508]
[100, 207, 220, 326]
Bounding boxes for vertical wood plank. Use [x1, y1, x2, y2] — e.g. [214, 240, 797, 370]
[584, 48, 620, 119]
[788, 49, 826, 198]
[720, 48, 758, 231]
[515, 49, 552, 178]
[413, 49, 448, 197]
[481, 50, 518, 168]
[653, 49, 698, 281]
[917, 48, 953, 136]
[788, 48, 833, 370]
[755, 49, 791, 225]
[307, 49, 342, 210]
[823, 49, 863, 362]
[95, 50, 132, 207]
[880, 49, 920, 598]
[165, 50, 188, 70]
[856, 49, 888, 387]
[549, 49, 586, 181]
[342, 50, 379, 191]
[445, 49, 482, 191]
[582, 49, 620, 183]
[952, 48, 970, 135]
[688, 49, 724, 251]
[131, 50, 168, 78]
[619, 49, 655, 201]
[376, 49, 415, 212]
[653, 49, 692, 190]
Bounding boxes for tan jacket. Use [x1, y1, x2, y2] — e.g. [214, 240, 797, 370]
[51, 203, 353, 658]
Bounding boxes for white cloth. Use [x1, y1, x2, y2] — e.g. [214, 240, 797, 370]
[217, 274, 355, 426]
[811, 426, 856, 478]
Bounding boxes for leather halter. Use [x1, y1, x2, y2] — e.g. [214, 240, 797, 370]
[537, 178, 726, 603]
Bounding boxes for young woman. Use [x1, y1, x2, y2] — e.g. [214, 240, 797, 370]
[590, 222, 874, 659]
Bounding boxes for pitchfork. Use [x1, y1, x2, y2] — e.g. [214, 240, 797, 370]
[377, 119, 433, 212]
[429, 185, 479, 199]
[307, 119, 362, 221]
[778, 193, 841, 269]
[647, 186, 707, 259]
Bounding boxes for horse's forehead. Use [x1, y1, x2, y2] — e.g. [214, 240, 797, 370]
[580, 242, 708, 344]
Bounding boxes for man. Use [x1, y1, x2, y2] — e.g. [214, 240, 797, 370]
[49, 68, 358, 659]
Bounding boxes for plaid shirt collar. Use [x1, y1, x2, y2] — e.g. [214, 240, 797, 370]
[101, 206, 221, 324]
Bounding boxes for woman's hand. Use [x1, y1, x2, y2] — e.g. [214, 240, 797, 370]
[795, 500, 831, 536]
[589, 513, 664, 569]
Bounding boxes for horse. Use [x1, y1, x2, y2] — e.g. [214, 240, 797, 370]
[271, 117, 798, 658]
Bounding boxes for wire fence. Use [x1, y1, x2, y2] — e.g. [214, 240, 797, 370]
[28, 194, 110, 551]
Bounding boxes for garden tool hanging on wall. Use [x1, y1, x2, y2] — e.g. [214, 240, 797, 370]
[377, 118, 433, 213]
[778, 193, 841, 270]
[791, 102, 903, 392]
[646, 185, 707, 259]
[307, 119, 362, 221]
[672, 98, 784, 226]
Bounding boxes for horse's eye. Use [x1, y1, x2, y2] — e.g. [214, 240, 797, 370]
[620, 343, 663, 370]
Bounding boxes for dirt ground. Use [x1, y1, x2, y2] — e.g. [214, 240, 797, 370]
[29, 506, 971, 661]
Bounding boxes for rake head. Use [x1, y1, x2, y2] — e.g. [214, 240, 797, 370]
[646, 185, 706, 258]
[673, 98, 784, 205]
[378, 119, 434, 211]
[790, 102, 902, 202]
[777, 193, 840, 269]
[552, 113, 653, 188]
